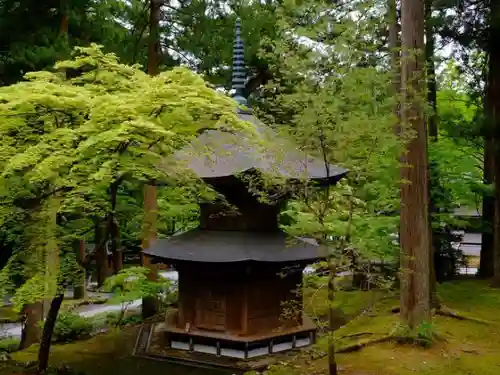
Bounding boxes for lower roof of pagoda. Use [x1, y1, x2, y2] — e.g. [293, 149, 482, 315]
[142, 228, 326, 263]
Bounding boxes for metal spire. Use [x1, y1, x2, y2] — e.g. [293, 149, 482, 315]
[231, 17, 247, 106]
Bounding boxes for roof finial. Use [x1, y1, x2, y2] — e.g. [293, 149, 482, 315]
[231, 17, 247, 106]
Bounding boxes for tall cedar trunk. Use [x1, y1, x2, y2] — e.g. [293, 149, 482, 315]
[482, 9, 497, 279]
[425, 0, 439, 308]
[109, 181, 123, 274]
[36, 294, 64, 375]
[73, 240, 87, 299]
[95, 221, 109, 287]
[388, 0, 400, 125]
[400, 0, 431, 327]
[19, 303, 43, 349]
[59, 0, 68, 36]
[425, 2, 438, 140]
[489, 1, 500, 286]
[480, 138, 494, 278]
[141, 0, 161, 318]
[22, 3, 69, 348]
[388, 0, 402, 291]
[327, 260, 338, 375]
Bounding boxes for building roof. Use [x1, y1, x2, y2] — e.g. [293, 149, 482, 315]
[169, 18, 347, 183]
[142, 228, 327, 263]
[174, 109, 348, 182]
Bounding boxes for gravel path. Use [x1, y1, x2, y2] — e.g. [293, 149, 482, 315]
[0, 271, 179, 339]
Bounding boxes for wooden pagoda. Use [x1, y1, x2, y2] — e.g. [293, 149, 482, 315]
[142, 18, 347, 361]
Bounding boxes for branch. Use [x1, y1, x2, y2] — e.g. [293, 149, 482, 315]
[336, 336, 393, 353]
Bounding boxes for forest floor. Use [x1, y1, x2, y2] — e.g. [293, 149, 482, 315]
[1, 279, 499, 375]
[267, 278, 500, 375]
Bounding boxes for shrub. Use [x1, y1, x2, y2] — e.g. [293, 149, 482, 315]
[52, 312, 94, 343]
[393, 321, 437, 348]
[0, 337, 19, 353]
[119, 314, 143, 326]
[102, 311, 142, 327]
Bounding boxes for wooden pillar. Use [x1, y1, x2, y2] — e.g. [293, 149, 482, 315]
[241, 282, 249, 335]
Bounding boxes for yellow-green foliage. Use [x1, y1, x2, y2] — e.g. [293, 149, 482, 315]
[0, 44, 254, 307]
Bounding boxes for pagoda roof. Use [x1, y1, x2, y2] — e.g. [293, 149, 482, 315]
[174, 109, 348, 182]
[142, 228, 327, 263]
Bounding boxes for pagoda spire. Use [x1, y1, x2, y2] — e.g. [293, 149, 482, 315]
[231, 17, 247, 106]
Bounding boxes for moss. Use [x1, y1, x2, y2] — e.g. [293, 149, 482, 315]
[4, 281, 500, 375]
[3, 327, 232, 375]
[303, 282, 386, 322]
[268, 280, 500, 375]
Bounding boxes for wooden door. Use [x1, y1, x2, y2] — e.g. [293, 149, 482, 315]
[195, 285, 226, 331]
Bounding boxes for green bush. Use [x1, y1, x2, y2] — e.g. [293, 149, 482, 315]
[102, 311, 142, 327]
[52, 312, 94, 343]
[393, 321, 437, 348]
[120, 314, 143, 326]
[0, 337, 20, 353]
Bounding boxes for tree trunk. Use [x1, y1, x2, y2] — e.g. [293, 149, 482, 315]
[147, 0, 161, 76]
[19, 303, 43, 349]
[327, 259, 338, 375]
[388, 0, 400, 126]
[400, 0, 431, 327]
[480, 134, 494, 278]
[36, 294, 64, 375]
[59, 0, 68, 36]
[425, 0, 439, 308]
[142, 185, 159, 318]
[109, 180, 123, 274]
[489, 0, 500, 286]
[73, 240, 87, 299]
[425, 0, 437, 140]
[141, 0, 161, 318]
[95, 221, 109, 288]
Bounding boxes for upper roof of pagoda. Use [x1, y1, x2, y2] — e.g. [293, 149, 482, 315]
[175, 108, 347, 182]
[172, 18, 347, 184]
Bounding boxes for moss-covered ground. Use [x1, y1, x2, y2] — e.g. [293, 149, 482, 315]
[267, 279, 500, 375]
[1, 279, 499, 375]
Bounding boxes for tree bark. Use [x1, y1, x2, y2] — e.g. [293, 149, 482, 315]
[425, 0, 437, 140]
[142, 184, 159, 318]
[109, 180, 123, 274]
[400, 0, 431, 327]
[95, 221, 110, 288]
[489, 0, 500, 286]
[424, 0, 439, 308]
[327, 260, 338, 375]
[141, 0, 161, 318]
[388, 0, 400, 126]
[59, 0, 68, 35]
[36, 294, 64, 375]
[480, 138, 494, 278]
[147, 0, 161, 76]
[73, 240, 87, 299]
[19, 303, 43, 349]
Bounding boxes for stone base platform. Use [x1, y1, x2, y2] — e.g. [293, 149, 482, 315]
[132, 315, 317, 373]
